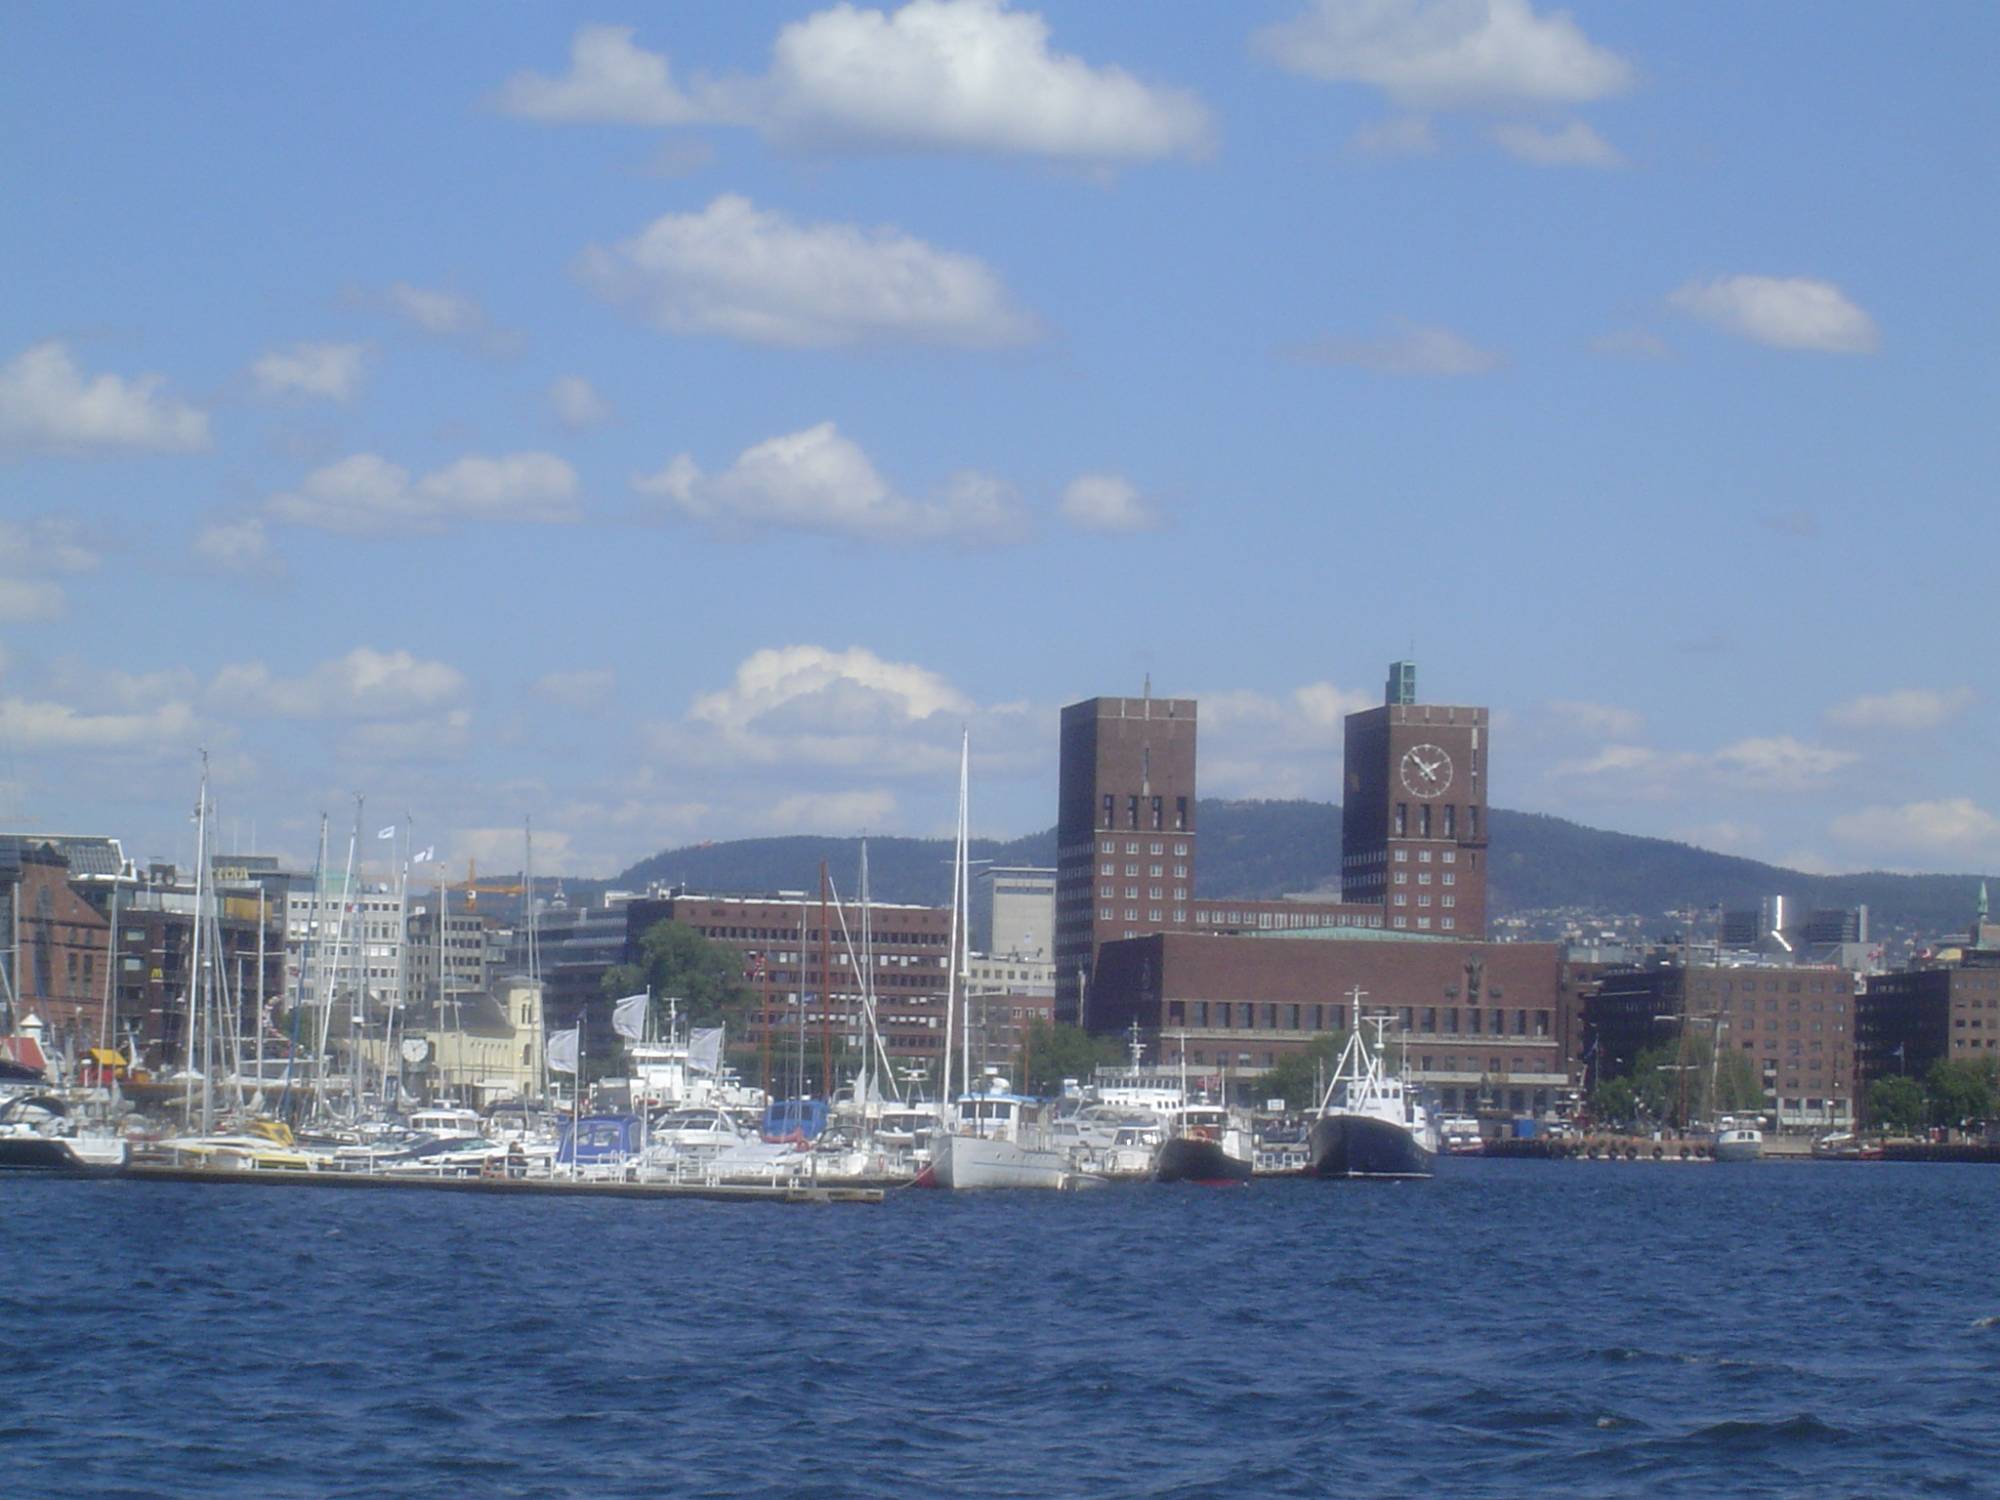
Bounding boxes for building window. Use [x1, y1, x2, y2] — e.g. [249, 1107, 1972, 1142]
[1151, 796, 1164, 831]
[1443, 805, 1456, 839]
[1441, 917, 1455, 931]
[1174, 841, 1187, 856]
[1125, 909, 1138, 922]
[1442, 896, 1456, 909]
[1394, 848, 1409, 863]
[1127, 795, 1140, 829]
[1172, 888, 1186, 901]
[1172, 910, 1186, 924]
[1125, 887, 1138, 900]
[1100, 907, 1113, 920]
[1443, 873, 1455, 887]
[1418, 873, 1431, 886]
[1149, 910, 1162, 923]
[1394, 893, 1408, 907]
[1395, 803, 1408, 836]
[1419, 895, 1431, 907]
[1099, 886, 1113, 899]
[1468, 807, 1479, 838]
[1149, 888, 1163, 901]
[1150, 842, 1164, 856]
[1442, 851, 1456, 864]
[1150, 864, 1163, 878]
[1394, 917, 1408, 930]
[1394, 872, 1408, 885]
[1419, 849, 1432, 863]
[1175, 798, 1188, 832]
[1100, 840, 1114, 854]
[1102, 796, 1114, 828]
[1126, 842, 1139, 855]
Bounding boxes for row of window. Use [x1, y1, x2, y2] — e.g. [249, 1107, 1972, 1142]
[1392, 848, 1458, 864]
[1098, 863, 1189, 879]
[1100, 793, 1191, 832]
[1098, 840, 1190, 858]
[1392, 894, 1456, 908]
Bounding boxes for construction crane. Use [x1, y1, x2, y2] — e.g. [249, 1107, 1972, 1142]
[445, 857, 525, 907]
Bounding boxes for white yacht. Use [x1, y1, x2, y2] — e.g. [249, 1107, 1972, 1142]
[1712, 1115, 1765, 1162]
[925, 1072, 1100, 1190]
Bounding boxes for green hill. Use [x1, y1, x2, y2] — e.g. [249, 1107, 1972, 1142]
[608, 801, 1992, 937]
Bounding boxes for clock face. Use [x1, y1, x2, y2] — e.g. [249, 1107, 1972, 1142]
[1399, 744, 1453, 799]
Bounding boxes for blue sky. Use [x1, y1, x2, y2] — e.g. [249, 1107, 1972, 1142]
[1, 2, 1994, 881]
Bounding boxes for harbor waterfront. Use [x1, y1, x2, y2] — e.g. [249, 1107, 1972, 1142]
[7, 1161, 1998, 1500]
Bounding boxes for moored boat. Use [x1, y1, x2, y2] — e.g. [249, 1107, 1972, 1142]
[1712, 1115, 1765, 1163]
[1155, 1103, 1252, 1185]
[0, 1095, 129, 1176]
[1307, 1016, 1437, 1180]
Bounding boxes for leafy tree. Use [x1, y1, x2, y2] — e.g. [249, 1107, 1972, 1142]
[1713, 1048, 1766, 1114]
[1868, 1074, 1926, 1134]
[602, 921, 755, 1034]
[1926, 1056, 1999, 1130]
[1590, 1076, 1640, 1129]
[1019, 1022, 1124, 1096]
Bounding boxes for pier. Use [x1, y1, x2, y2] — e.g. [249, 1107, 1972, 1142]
[123, 1163, 884, 1204]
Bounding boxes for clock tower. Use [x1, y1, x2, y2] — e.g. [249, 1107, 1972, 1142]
[1341, 661, 1488, 938]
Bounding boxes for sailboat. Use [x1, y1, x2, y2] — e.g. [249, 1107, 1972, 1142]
[924, 733, 1098, 1191]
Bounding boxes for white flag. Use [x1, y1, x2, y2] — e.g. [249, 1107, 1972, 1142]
[611, 993, 649, 1042]
[546, 1027, 579, 1075]
[377, 825, 396, 840]
[688, 1026, 724, 1075]
[413, 845, 435, 864]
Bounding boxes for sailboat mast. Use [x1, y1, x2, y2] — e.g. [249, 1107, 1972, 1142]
[184, 754, 210, 1127]
[940, 729, 965, 1116]
[957, 730, 971, 1096]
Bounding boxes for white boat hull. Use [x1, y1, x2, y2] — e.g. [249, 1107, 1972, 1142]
[931, 1132, 1085, 1190]
[1713, 1131, 1764, 1162]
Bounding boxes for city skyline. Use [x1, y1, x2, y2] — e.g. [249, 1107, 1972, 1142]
[2, 3, 1993, 878]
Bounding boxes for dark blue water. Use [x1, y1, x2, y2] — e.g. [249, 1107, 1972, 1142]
[6, 1162, 1998, 1499]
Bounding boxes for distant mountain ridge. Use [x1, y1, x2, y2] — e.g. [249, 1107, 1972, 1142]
[609, 801, 1992, 936]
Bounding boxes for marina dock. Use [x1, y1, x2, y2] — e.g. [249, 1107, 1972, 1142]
[123, 1163, 885, 1204]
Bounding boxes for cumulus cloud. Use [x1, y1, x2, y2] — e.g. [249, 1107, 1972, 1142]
[1490, 118, 1619, 166]
[384, 282, 488, 337]
[192, 517, 283, 577]
[578, 195, 1039, 350]
[1669, 275, 1879, 354]
[635, 421, 1028, 545]
[756, 789, 901, 835]
[251, 341, 368, 401]
[0, 695, 199, 750]
[1059, 473, 1163, 533]
[548, 374, 614, 430]
[208, 646, 467, 720]
[268, 451, 581, 535]
[494, 24, 705, 125]
[0, 341, 210, 455]
[1290, 323, 1503, 376]
[1831, 799, 2000, 864]
[1197, 680, 1376, 801]
[1558, 734, 1857, 799]
[498, 6, 1212, 163]
[0, 579, 66, 622]
[1826, 687, 1974, 733]
[1254, 0, 1633, 109]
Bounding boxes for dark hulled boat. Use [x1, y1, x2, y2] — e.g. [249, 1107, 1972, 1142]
[1306, 1019, 1437, 1180]
[1155, 1133, 1251, 1185]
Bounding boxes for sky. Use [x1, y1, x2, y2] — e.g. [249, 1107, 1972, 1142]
[1, 1, 1995, 883]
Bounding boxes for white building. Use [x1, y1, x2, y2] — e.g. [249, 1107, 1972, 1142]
[971, 866, 1055, 961]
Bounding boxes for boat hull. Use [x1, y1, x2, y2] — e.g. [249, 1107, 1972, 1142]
[1308, 1114, 1434, 1180]
[1155, 1135, 1251, 1185]
[929, 1132, 1085, 1190]
[0, 1136, 129, 1176]
[1713, 1134, 1764, 1163]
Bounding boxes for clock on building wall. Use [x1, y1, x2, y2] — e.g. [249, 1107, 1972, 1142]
[1399, 744, 1453, 799]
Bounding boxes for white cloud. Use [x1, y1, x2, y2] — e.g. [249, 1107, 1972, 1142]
[1349, 115, 1438, 156]
[1548, 699, 1644, 740]
[1831, 799, 2000, 863]
[493, 24, 704, 125]
[0, 695, 199, 750]
[193, 516, 282, 575]
[636, 421, 1028, 545]
[1059, 473, 1163, 533]
[1673, 821, 1764, 855]
[1254, 0, 1634, 109]
[756, 789, 900, 835]
[0, 579, 66, 622]
[1197, 681, 1375, 800]
[1669, 275, 1879, 354]
[0, 341, 209, 455]
[548, 374, 614, 430]
[384, 282, 489, 337]
[207, 646, 467, 720]
[339, 709, 474, 764]
[268, 451, 581, 535]
[1826, 687, 1974, 733]
[1291, 323, 1503, 376]
[251, 341, 368, 401]
[694, 644, 970, 733]
[1557, 734, 1856, 800]
[1490, 118, 1619, 166]
[498, 6, 1212, 164]
[577, 194, 1039, 350]
[745, 0, 1212, 161]
[532, 668, 617, 711]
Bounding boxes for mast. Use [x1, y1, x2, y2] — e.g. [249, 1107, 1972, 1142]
[956, 730, 971, 1096]
[939, 731, 964, 1120]
[345, 795, 365, 1121]
[818, 860, 832, 1099]
[183, 753, 210, 1128]
[99, 874, 120, 1053]
[253, 884, 266, 1102]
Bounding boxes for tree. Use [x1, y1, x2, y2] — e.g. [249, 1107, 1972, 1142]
[1260, 1032, 1349, 1112]
[1926, 1056, 1999, 1131]
[1591, 1076, 1640, 1130]
[1019, 1022, 1123, 1096]
[1869, 1074, 1926, 1134]
[1713, 1048, 1766, 1114]
[602, 921, 755, 1035]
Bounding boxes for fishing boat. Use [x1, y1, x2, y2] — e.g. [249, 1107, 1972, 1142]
[1307, 1012, 1438, 1180]
[1155, 1102, 1253, 1185]
[927, 1072, 1098, 1190]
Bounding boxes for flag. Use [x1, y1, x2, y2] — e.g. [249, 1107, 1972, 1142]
[546, 1027, 579, 1075]
[414, 845, 435, 864]
[611, 993, 649, 1042]
[689, 1027, 724, 1075]
[377, 825, 396, 840]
